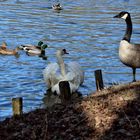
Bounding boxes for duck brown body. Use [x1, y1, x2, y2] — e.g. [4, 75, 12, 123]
[0, 42, 18, 55]
[0, 48, 18, 55]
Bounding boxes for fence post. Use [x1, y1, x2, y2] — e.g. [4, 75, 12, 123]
[12, 97, 23, 116]
[94, 69, 104, 90]
[59, 81, 71, 104]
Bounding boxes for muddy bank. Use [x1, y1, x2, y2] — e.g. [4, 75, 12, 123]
[0, 81, 140, 140]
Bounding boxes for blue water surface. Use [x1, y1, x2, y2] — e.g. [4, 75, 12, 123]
[0, 0, 140, 120]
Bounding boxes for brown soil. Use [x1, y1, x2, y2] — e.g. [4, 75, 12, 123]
[0, 81, 140, 140]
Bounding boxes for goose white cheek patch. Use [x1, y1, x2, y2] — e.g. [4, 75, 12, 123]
[121, 13, 128, 20]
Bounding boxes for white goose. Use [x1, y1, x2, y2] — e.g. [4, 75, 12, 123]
[43, 49, 84, 94]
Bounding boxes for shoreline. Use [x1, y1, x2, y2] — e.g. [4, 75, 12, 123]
[0, 81, 140, 139]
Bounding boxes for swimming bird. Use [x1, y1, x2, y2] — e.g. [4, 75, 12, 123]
[114, 11, 140, 82]
[52, 3, 63, 10]
[18, 41, 48, 57]
[43, 49, 84, 95]
[0, 42, 7, 50]
[0, 42, 19, 55]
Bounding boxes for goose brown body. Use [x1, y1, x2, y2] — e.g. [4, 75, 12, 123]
[119, 40, 140, 68]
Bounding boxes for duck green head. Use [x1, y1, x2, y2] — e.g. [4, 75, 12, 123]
[38, 41, 44, 46]
[41, 44, 48, 50]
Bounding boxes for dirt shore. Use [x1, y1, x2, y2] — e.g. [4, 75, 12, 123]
[0, 81, 140, 140]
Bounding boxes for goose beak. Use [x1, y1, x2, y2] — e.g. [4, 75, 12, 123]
[113, 14, 119, 18]
[65, 51, 69, 54]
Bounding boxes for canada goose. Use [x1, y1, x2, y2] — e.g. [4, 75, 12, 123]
[18, 41, 48, 57]
[43, 49, 84, 94]
[0, 42, 19, 55]
[114, 11, 140, 82]
[52, 3, 63, 10]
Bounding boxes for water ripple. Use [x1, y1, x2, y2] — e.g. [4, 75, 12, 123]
[0, 0, 140, 120]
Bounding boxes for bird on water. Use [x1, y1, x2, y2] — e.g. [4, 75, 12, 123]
[43, 49, 84, 95]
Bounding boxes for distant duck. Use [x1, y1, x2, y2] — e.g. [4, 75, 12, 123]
[52, 3, 62, 10]
[19, 41, 48, 57]
[43, 49, 84, 94]
[0, 42, 19, 55]
[114, 11, 140, 82]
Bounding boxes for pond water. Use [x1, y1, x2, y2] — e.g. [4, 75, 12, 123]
[0, 0, 140, 120]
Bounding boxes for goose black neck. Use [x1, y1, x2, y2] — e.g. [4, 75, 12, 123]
[123, 15, 132, 42]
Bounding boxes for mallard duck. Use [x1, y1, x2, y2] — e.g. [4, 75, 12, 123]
[52, 3, 63, 10]
[18, 41, 48, 57]
[0, 42, 19, 55]
[114, 11, 140, 82]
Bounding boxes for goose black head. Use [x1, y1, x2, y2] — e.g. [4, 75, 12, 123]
[62, 49, 69, 54]
[114, 11, 130, 20]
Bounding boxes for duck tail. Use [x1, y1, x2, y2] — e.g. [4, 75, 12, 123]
[18, 45, 26, 50]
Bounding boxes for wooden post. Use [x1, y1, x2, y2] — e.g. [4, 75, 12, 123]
[12, 97, 23, 116]
[59, 81, 71, 104]
[94, 69, 104, 90]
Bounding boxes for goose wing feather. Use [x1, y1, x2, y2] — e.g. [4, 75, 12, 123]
[43, 63, 63, 89]
[66, 61, 84, 86]
[51, 61, 84, 94]
[132, 43, 140, 51]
